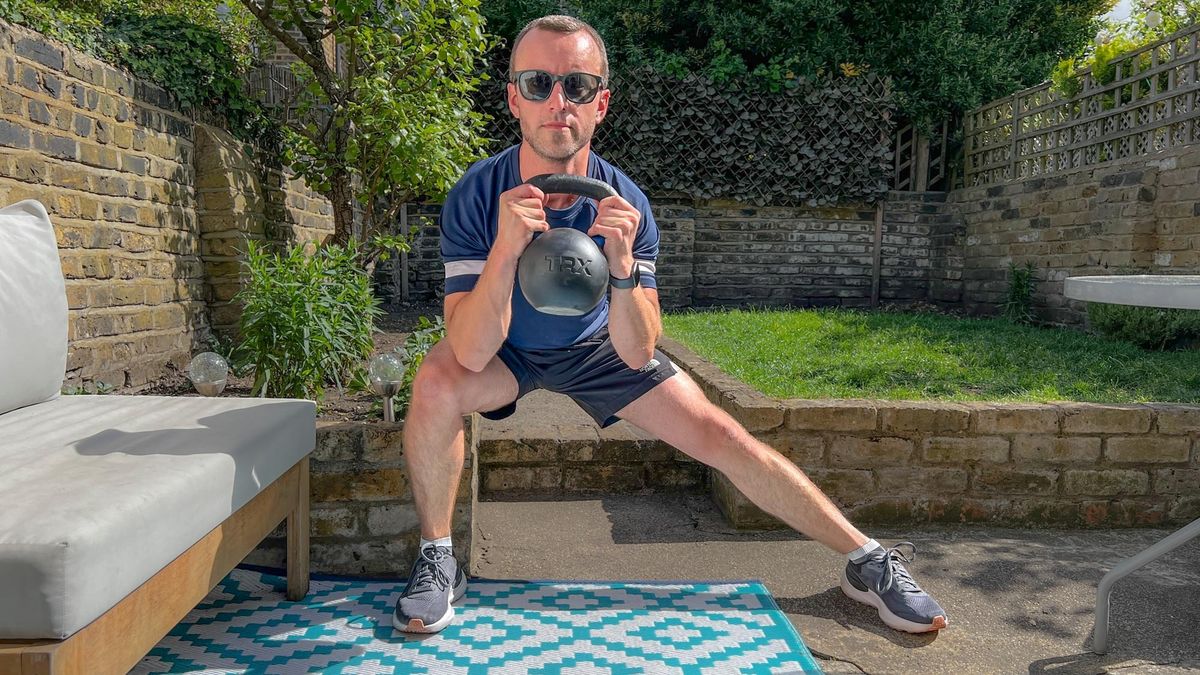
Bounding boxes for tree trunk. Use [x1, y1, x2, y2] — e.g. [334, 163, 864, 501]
[329, 173, 355, 246]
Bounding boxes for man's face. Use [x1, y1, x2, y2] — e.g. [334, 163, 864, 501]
[508, 29, 609, 162]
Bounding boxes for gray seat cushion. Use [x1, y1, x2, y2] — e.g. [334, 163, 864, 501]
[0, 394, 315, 639]
[0, 200, 67, 416]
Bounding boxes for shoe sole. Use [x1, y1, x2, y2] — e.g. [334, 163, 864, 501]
[392, 575, 468, 634]
[839, 568, 948, 634]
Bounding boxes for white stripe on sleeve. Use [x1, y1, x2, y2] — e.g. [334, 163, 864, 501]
[445, 260, 486, 278]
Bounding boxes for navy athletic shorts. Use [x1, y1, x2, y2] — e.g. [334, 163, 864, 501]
[480, 327, 678, 428]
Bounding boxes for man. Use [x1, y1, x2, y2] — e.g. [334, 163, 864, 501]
[393, 15, 949, 636]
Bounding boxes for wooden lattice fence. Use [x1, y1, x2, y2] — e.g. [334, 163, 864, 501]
[964, 22, 1200, 186]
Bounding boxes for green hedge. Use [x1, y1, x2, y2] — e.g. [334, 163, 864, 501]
[1088, 303, 1200, 351]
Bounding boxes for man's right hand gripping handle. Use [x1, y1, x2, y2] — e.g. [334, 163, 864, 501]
[445, 183, 548, 372]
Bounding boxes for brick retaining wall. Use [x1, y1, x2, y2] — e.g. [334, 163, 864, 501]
[246, 417, 478, 576]
[659, 337, 1200, 529]
[476, 420, 706, 499]
[947, 148, 1200, 325]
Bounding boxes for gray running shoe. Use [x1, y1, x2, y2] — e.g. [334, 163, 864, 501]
[840, 542, 949, 633]
[392, 545, 467, 633]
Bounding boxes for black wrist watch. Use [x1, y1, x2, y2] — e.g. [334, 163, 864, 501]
[610, 265, 640, 290]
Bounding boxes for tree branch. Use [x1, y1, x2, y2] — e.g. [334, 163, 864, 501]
[284, 0, 332, 67]
[236, 0, 341, 102]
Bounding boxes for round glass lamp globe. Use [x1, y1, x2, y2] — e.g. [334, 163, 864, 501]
[188, 352, 229, 384]
[368, 353, 406, 395]
[188, 352, 229, 396]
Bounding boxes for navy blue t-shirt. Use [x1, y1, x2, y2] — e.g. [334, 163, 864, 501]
[440, 144, 660, 350]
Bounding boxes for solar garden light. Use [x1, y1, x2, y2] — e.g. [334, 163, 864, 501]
[368, 351, 407, 422]
[188, 352, 229, 397]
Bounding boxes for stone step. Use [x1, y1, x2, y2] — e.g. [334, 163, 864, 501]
[477, 390, 707, 498]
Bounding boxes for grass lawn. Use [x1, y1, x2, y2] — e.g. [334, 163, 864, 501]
[661, 307, 1200, 403]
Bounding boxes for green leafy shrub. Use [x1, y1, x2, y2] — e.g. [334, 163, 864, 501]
[386, 315, 446, 419]
[0, 0, 272, 142]
[1088, 303, 1200, 351]
[241, 0, 494, 248]
[1002, 261, 1036, 324]
[234, 242, 381, 399]
[1051, 57, 1083, 98]
[101, 11, 272, 141]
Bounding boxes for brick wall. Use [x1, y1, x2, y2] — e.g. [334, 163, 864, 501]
[382, 147, 1199, 324]
[661, 336, 1200, 528]
[946, 147, 1200, 325]
[195, 124, 334, 335]
[247, 417, 477, 575]
[0, 21, 333, 390]
[477, 427, 706, 498]
[379, 193, 943, 310]
[0, 22, 205, 390]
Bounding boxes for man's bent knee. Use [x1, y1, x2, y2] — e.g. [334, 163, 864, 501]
[409, 340, 518, 418]
[409, 342, 472, 417]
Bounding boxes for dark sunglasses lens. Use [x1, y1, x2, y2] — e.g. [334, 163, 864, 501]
[563, 73, 600, 102]
[520, 71, 554, 100]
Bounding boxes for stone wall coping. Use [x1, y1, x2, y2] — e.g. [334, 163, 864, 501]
[657, 336, 1200, 433]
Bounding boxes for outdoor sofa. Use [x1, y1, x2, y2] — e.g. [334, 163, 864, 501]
[0, 200, 314, 674]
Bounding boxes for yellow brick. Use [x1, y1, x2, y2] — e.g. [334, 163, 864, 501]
[1061, 405, 1152, 434]
[923, 436, 1009, 463]
[1012, 435, 1100, 463]
[311, 469, 407, 502]
[829, 436, 913, 467]
[1105, 436, 1191, 463]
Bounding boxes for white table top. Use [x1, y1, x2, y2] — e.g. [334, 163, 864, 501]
[1064, 275, 1200, 310]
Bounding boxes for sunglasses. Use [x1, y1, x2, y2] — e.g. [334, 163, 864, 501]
[510, 70, 607, 104]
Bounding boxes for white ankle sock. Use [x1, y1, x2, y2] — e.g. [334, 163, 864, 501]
[847, 539, 882, 563]
[421, 536, 452, 551]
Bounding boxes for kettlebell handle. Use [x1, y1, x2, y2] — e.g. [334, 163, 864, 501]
[526, 173, 618, 202]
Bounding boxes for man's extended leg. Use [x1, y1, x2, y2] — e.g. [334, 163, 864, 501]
[617, 371, 867, 553]
[616, 369, 948, 633]
[394, 339, 520, 633]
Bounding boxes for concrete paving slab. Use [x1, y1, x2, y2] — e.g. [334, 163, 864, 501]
[473, 494, 1200, 675]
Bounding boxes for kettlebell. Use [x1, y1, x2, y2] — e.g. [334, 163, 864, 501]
[517, 174, 616, 316]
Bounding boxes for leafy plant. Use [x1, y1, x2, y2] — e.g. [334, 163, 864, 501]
[1091, 33, 1141, 87]
[1088, 302, 1200, 350]
[62, 381, 114, 395]
[1002, 261, 1036, 324]
[1051, 1, 1200, 100]
[234, 241, 382, 399]
[1051, 57, 1083, 98]
[0, 1, 272, 142]
[102, 11, 273, 141]
[386, 315, 446, 419]
[234, 0, 495, 252]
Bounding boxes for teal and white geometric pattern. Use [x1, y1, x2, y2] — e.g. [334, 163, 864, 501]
[132, 567, 822, 674]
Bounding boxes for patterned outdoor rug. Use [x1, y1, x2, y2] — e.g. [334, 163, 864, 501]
[131, 566, 822, 674]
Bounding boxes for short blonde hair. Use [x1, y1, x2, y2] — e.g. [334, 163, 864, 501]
[509, 15, 609, 78]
